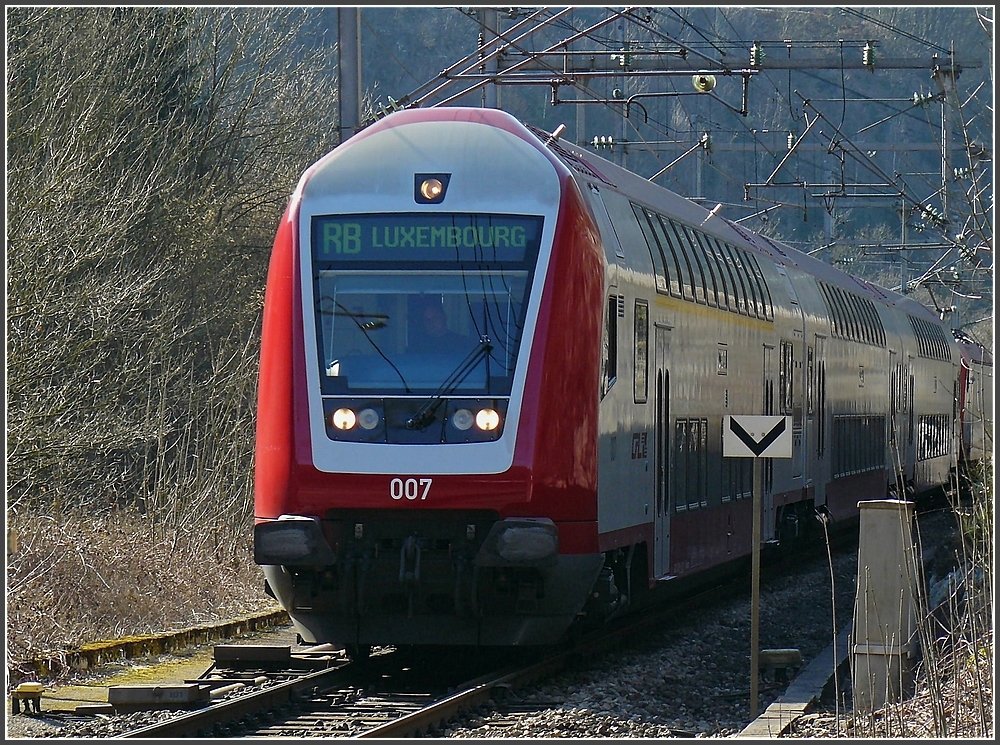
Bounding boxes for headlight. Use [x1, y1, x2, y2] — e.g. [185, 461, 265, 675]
[358, 408, 380, 430]
[331, 407, 357, 430]
[419, 177, 444, 200]
[475, 408, 501, 431]
[452, 408, 474, 431]
[324, 400, 385, 442]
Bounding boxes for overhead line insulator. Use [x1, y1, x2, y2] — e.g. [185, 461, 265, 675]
[862, 42, 876, 71]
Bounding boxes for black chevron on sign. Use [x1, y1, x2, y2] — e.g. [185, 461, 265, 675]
[729, 417, 786, 457]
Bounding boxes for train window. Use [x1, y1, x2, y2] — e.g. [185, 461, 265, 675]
[674, 418, 709, 510]
[821, 282, 840, 338]
[780, 341, 794, 414]
[735, 247, 763, 318]
[853, 294, 871, 344]
[818, 283, 840, 337]
[720, 242, 751, 315]
[746, 252, 775, 320]
[910, 318, 926, 354]
[672, 222, 710, 305]
[737, 248, 759, 317]
[315, 274, 530, 396]
[602, 295, 618, 398]
[705, 235, 735, 311]
[829, 286, 853, 341]
[678, 223, 716, 307]
[632, 204, 671, 294]
[724, 454, 751, 502]
[807, 346, 815, 415]
[857, 295, 884, 346]
[651, 214, 695, 302]
[666, 219, 706, 304]
[689, 230, 722, 307]
[873, 304, 886, 346]
[634, 300, 648, 403]
[858, 295, 875, 344]
[908, 315, 952, 361]
[833, 414, 887, 476]
[841, 288, 862, 343]
[849, 292, 868, 343]
[859, 298, 885, 347]
[917, 413, 951, 460]
[738, 248, 768, 319]
[830, 287, 846, 338]
[846, 292, 870, 344]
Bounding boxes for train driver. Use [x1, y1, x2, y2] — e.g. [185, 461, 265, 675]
[409, 298, 467, 352]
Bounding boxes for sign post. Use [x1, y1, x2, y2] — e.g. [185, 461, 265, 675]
[723, 415, 793, 719]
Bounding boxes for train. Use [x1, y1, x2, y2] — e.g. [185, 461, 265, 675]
[253, 106, 992, 655]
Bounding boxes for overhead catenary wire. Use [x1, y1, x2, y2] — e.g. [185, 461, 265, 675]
[363, 7, 991, 316]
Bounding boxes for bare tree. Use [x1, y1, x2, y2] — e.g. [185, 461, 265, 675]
[7, 5, 339, 533]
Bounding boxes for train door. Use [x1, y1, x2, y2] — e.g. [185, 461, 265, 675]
[888, 349, 905, 494]
[761, 344, 776, 541]
[653, 324, 672, 578]
[774, 266, 806, 483]
[814, 335, 827, 507]
[903, 356, 916, 487]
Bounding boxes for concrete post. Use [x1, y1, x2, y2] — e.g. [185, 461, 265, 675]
[337, 7, 362, 143]
[851, 499, 920, 712]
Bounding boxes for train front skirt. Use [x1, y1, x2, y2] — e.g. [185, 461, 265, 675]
[257, 512, 605, 647]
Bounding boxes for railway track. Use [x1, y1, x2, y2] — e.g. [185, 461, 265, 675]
[49, 502, 954, 739]
[115, 568, 756, 739]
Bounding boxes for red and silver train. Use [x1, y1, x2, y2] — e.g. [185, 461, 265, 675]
[253, 107, 992, 653]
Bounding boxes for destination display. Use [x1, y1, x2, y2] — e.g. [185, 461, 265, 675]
[313, 213, 543, 263]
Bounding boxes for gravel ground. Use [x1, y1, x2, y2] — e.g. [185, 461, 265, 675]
[440, 536, 862, 738]
[7, 510, 966, 739]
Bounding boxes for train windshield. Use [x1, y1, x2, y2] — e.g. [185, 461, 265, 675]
[311, 213, 543, 396]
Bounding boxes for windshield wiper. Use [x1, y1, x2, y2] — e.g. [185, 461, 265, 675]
[331, 304, 389, 330]
[406, 337, 493, 430]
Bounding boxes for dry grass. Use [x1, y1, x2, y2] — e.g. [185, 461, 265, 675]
[5, 508, 271, 683]
[793, 459, 994, 738]
[794, 633, 993, 738]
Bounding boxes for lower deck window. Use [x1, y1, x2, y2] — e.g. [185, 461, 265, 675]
[675, 417, 708, 511]
[832, 414, 886, 477]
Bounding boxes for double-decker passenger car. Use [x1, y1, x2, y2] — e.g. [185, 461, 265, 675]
[253, 107, 986, 654]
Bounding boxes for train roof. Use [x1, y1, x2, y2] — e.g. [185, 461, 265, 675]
[346, 107, 955, 334]
[522, 120, 947, 326]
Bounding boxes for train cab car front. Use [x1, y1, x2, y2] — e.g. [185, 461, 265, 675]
[254, 108, 608, 650]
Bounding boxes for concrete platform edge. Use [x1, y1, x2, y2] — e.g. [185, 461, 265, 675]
[738, 622, 852, 738]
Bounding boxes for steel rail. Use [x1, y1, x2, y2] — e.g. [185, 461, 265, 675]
[119, 664, 347, 738]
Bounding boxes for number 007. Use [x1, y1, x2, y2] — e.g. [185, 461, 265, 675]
[390, 478, 432, 501]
